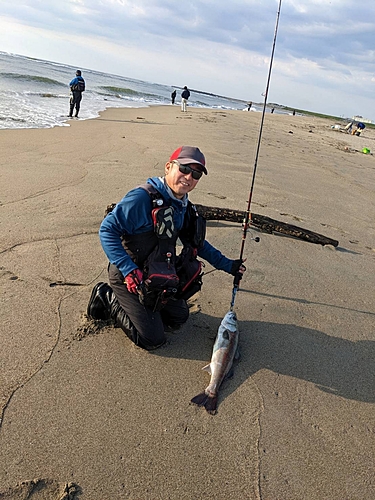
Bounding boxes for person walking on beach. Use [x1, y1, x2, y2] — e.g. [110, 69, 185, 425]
[181, 86, 190, 112]
[171, 89, 177, 104]
[87, 146, 246, 350]
[69, 70, 85, 118]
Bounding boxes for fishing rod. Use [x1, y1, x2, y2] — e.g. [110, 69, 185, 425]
[230, 0, 283, 310]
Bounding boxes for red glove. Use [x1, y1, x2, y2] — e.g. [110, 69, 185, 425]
[124, 269, 143, 294]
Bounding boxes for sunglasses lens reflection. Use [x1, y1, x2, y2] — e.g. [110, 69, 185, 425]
[178, 164, 202, 180]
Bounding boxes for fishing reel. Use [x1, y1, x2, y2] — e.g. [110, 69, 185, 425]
[241, 218, 260, 243]
[247, 229, 260, 243]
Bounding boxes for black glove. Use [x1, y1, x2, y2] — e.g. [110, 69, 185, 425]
[230, 259, 246, 277]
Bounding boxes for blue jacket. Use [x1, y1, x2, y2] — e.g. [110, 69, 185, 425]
[69, 76, 85, 90]
[99, 176, 234, 277]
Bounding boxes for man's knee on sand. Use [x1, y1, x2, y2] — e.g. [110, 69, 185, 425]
[122, 301, 189, 350]
[107, 263, 189, 349]
[120, 293, 189, 349]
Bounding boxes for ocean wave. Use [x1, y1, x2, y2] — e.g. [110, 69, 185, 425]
[99, 86, 161, 100]
[20, 91, 68, 99]
[41, 93, 61, 98]
[1, 73, 64, 86]
[195, 100, 211, 107]
[0, 116, 27, 123]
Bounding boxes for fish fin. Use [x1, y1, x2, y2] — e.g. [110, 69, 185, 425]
[204, 396, 218, 415]
[234, 346, 241, 361]
[202, 363, 212, 374]
[225, 366, 234, 380]
[191, 392, 208, 407]
[191, 392, 218, 415]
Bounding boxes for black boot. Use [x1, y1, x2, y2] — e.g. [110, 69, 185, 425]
[87, 282, 141, 346]
[87, 282, 112, 320]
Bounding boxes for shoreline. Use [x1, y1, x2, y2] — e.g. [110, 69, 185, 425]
[1, 105, 374, 499]
[1, 100, 341, 134]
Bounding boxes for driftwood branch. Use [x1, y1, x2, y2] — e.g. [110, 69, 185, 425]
[195, 204, 338, 247]
[105, 202, 338, 247]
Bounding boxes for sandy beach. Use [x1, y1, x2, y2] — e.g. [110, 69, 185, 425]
[1, 106, 374, 499]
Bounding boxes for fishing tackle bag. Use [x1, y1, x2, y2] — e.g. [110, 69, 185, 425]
[72, 80, 85, 92]
[174, 245, 203, 301]
[139, 185, 205, 309]
[140, 204, 180, 310]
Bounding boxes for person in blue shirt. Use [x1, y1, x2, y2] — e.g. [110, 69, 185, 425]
[69, 70, 85, 118]
[87, 146, 246, 350]
[352, 122, 366, 136]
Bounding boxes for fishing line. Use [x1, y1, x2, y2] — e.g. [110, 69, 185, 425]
[230, 0, 283, 310]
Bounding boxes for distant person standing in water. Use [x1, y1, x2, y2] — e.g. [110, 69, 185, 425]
[171, 89, 177, 104]
[247, 101, 252, 111]
[181, 86, 190, 112]
[69, 70, 85, 118]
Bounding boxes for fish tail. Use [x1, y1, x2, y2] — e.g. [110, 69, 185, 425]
[191, 392, 207, 407]
[191, 392, 218, 415]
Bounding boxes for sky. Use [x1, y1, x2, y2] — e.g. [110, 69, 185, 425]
[0, 0, 374, 120]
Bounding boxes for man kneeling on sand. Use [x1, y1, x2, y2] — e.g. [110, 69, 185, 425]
[87, 146, 246, 350]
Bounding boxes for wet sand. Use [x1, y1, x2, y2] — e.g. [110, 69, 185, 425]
[0, 106, 374, 499]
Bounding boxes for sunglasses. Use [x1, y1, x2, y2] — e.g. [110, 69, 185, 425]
[172, 160, 203, 180]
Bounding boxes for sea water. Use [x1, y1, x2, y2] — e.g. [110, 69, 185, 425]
[0, 51, 256, 130]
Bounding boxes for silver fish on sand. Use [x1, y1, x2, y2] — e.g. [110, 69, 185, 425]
[191, 311, 239, 415]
